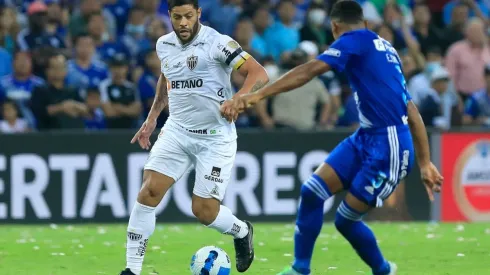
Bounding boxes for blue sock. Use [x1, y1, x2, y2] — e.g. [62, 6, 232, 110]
[335, 201, 391, 275]
[292, 174, 331, 275]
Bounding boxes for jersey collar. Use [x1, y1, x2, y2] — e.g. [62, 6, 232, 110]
[178, 24, 204, 49]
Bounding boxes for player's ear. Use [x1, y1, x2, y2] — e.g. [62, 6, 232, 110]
[197, 7, 202, 19]
[363, 20, 368, 29]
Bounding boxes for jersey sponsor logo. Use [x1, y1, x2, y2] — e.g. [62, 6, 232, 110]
[192, 42, 205, 47]
[162, 41, 176, 47]
[222, 47, 232, 58]
[170, 78, 203, 89]
[323, 48, 341, 57]
[187, 54, 198, 71]
[204, 166, 224, 183]
[187, 129, 208, 134]
[211, 166, 221, 177]
[399, 150, 410, 180]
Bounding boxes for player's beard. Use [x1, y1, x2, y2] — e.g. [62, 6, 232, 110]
[174, 22, 200, 44]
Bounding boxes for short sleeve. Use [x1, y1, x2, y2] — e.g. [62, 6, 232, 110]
[464, 96, 479, 118]
[212, 35, 251, 71]
[317, 35, 360, 72]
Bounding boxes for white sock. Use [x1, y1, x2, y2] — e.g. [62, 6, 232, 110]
[207, 205, 249, 239]
[126, 202, 156, 275]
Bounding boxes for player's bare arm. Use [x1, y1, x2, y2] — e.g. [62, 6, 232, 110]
[131, 73, 168, 149]
[407, 101, 444, 201]
[220, 56, 269, 122]
[221, 59, 330, 121]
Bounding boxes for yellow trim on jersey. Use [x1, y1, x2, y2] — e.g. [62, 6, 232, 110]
[233, 53, 251, 71]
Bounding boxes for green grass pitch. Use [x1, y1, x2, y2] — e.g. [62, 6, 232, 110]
[0, 223, 489, 275]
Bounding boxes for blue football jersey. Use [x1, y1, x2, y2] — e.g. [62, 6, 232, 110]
[317, 29, 411, 128]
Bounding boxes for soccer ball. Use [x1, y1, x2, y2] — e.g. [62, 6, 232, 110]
[190, 246, 231, 275]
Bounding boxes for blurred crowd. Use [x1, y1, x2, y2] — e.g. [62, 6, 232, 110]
[0, 0, 489, 133]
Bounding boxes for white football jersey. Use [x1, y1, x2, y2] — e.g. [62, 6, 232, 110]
[156, 25, 251, 140]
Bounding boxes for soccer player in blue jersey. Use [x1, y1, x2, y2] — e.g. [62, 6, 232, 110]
[220, 1, 443, 275]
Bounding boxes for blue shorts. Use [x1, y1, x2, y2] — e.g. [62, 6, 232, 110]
[326, 125, 415, 207]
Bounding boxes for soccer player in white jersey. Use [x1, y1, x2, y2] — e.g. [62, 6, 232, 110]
[119, 1, 269, 274]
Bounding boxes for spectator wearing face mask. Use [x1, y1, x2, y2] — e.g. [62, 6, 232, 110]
[300, 3, 334, 52]
[121, 7, 150, 59]
[408, 46, 444, 106]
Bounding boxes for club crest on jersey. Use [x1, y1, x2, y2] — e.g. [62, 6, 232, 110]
[187, 55, 198, 71]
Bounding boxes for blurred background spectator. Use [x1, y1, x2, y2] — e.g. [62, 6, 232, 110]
[0, 0, 488, 133]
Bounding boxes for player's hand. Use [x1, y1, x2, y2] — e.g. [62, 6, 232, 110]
[420, 162, 443, 202]
[131, 119, 157, 150]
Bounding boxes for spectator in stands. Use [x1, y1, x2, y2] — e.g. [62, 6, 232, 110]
[0, 47, 12, 77]
[103, 0, 131, 36]
[208, 0, 243, 36]
[250, 5, 271, 59]
[408, 46, 444, 106]
[31, 54, 87, 130]
[234, 18, 260, 61]
[441, 2, 469, 53]
[0, 7, 19, 55]
[87, 12, 130, 62]
[69, 0, 116, 39]
[419, 67, 462, 130]
[16, 1, 65, 51]
[121, 7, 150, 59]
[134, 0, 171, 30]
[138, 50, 166, 128]
[300, 2, 333, 52]
[265, 0, 300, 62]
[255, 48, 330, 130]
[0, 51, 44, 127]
[45, 0, 69, 39]
[0, 99, 29, 133]
[445, 18, 490, 101]
[84, 87, 106, 130]
[463, 64, 490, 126]
[99, 53, 142, 129]
[443, 0, 489, 26]
[66, 33, 109, 91]
[412, 3, 443, 56]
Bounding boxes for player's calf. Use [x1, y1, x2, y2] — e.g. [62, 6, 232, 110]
[334, 197, 391, 275]
[291, 174, 333, 275]
[124, 171, 175, 275]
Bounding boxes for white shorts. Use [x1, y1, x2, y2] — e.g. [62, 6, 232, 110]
[144, 122, 237, 201]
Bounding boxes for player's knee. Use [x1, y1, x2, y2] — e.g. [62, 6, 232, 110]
[300, 177, 329, 205]
[192, 200, 219, 226]
[334, 201, 363, 231]
[137, 172, 169, 207]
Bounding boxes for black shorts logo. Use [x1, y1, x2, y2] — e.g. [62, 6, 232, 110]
[211, 167, 221, 177]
